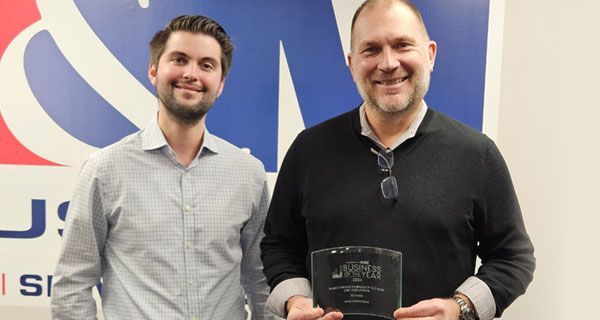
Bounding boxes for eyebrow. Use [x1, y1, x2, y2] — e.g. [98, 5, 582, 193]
[164, 51, 188, 59]
[359, 41, 379, 49]
[166, 51, 219, 65]
[358, 36, 418, 48]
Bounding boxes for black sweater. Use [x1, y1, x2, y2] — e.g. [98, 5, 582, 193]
[261, 107, 535, 317]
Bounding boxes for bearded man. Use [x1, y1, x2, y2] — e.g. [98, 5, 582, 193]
[260, 1, 535, 320]
[52, 15, 274, 320]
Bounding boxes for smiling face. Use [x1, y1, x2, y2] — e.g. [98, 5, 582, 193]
[348, 1, 436, 115]
[149, 31, 225, 125]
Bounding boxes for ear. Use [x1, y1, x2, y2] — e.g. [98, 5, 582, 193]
[427, 40, 437, 72]
[217, 78, 225, 97]
[148, 62, 158, 86]
[347, 52, 356, 82]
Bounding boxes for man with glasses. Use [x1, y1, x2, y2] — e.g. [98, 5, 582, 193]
[260, 1, 535, 320]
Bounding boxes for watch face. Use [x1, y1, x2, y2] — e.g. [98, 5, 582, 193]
[454, 296, 478, 320]
[462, 310, 477, 320]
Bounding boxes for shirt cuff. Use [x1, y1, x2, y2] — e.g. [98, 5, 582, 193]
[456, 276, 496, 320]
[266, 278, 312, 318]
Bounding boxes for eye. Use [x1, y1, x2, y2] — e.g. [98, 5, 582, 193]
[361, 46, 379, 55]
[394, 42, 412, 51]
[172, 56, 187, 64]
[201, 62, 215, 70]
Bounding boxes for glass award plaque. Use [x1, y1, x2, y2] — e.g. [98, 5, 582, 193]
[311, 246, 402, 320]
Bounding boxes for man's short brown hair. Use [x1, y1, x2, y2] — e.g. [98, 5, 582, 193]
[150, 15, 234, 78]
[350, 0, 430, 49]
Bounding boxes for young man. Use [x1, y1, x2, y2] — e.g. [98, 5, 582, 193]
[52, 15, 273, 320]
[260, 1, 535, 320]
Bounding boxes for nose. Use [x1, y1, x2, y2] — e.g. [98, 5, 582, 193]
[378, 47, 400, 72]
[182, 64, 199, 81]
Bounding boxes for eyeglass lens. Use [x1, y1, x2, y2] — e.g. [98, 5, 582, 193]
[381, 176, 398, 199]
[377, 149, 398, 199]
[377, 149, 394, 168]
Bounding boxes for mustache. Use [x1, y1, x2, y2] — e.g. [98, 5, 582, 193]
[372, 74, 409, 83]
[172, 81, 205, 92]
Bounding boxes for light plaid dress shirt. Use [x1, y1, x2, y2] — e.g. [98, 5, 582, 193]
[52, 117, 274, 320]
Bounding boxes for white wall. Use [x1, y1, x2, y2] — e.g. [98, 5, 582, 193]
[497, 0, 600, 318]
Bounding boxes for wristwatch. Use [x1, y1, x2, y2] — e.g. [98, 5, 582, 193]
[453, 295, 478, 320]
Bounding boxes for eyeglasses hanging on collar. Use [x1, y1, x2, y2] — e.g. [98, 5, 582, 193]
[371, 148, 398, 199]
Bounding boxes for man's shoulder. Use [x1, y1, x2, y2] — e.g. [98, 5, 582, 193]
[428, 109, 491, 145]
[308, 108, 354, 132]
[209, 134, 266, 174]
[82, 130, 144, 169]
[296, 108, 355, 143]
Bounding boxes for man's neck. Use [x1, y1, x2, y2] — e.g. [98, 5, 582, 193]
[364, 101, 423, 148]
[157, 109, 206, 167]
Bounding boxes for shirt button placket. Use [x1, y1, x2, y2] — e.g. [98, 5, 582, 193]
[181, 171, 198, 316]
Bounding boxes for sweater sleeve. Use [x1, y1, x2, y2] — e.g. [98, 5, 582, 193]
[474, 137, 535, 317]
[260, 132, 310, 290]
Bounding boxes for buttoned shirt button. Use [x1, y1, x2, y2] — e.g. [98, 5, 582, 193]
[188, 279, 195, 286]
[184, 205, 192, 212]
[186, 241, 193, 249]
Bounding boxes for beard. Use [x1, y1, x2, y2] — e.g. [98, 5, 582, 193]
[156, 81, 217, 126]
[359, 68, 430, 116]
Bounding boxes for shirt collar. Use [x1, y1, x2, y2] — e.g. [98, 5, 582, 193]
[359, 100, 428, 150]
[141, 114, 220, 155]
[141, 115, 168, 151]
[201, 127, 220, 154]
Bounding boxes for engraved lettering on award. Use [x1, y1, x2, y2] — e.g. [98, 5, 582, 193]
[312, 246, 402, 319]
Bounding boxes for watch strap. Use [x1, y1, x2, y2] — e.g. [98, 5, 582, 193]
[453, 295, 478, 320]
